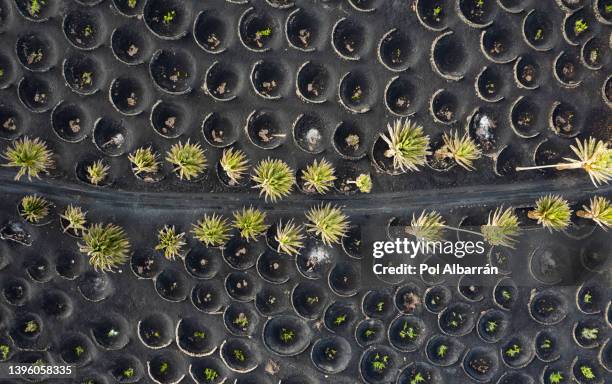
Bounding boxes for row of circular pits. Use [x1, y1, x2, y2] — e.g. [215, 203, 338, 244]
[3, 286, 608, 383]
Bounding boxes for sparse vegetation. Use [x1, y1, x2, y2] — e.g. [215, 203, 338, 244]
[163, 10, 176, 25]
[2, 136, 54, 181]
[280, 328, 295, 343]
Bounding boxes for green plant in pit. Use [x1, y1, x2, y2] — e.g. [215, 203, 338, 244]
[24, 320, 38, 333]
[437, 344, 447, 357]
[528, 195, 572, 232]
[0, 69, 4, 77]
[476, 0, 484, 7]
[86, 160, 109, 186]
[325, 347, 337, 359]
[301, 158, 336, 194]
[163, 10, 176, 24]
[486, 320, 497, 333]
[79, 223, 130, 272]
[376, 301, 384, 312]
[399, 321, 418, 340]
[233, 349, 246, 362]
[2, 136, 54, 181]
[123, 368, 134, 378]
[480, 206, 519, 248]
[128, 146, 160, 175]
[220, 147, 249, 185]
[410, 373, 425, 384]
[501, 290, 512, 300]
[280, 328, 294, 343]
[352, 173, 372, 193]
[159, 362, 168, 374]
[574, 19, 588, 35]
[371, 353, 389, 372]
[256, 27, 272, 38]
[193, 331, 206, 339]
[0, 344, 9, 361]
[306, 296, 319, 305]
[204, 368, 218, 381]
[28, 0, 45, 16]
[74, 346, 85, 357]
[607, 4, 612, 13]
[540, 339, 552, 349]
[516, 137, 611, 187]
[233, 207, 267, 241]
[191, 213, 232, 247]
[305, 203, 350, 246]
[581, 327, 599, 340]
[583, 291, 592, 304]
[155, 225, 186, 260]
[233, 312, 249, 328]
[364, 329, 376, 338]
[549, 371, 563, 384]
[83, 25, 93, 37]
[438, 130, 482, 171]
[20, 194, 51, 223]
[534, 28, 543, 40]
[127, 0, 137, 8]
[166, 140, 207, 181]
[381, 119, 431, 173]
[406, 210, 445, 242]
[275, 220, 304, 256]
[334, 314, 347, 326]
[107, 329, 119, 337]
[60, 205, 87, 235]
[580, 366, 595, 379]
[252, 158, 295, 202]
[505, 344, 521, 358]
[433, 6, 442, 16]
[577, 196, 612, 230]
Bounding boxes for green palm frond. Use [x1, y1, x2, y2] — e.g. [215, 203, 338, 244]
[439, 130, 482, 171]
[233, 207, 268, 241]
[528, 195, 572, 232]
[155, 225, 186, 260]
[220, 147, 249, 184]
[79, 223, 130, 272]
[60, 205, 87, 235]
[166, 140, 207, 180]
[275, 220, 305, 256]
[577, 196, 612, 230]
[380, 119, 431, 173]
[20, 194, 51, 223]
[305, 204, 350, 246]
[481, 206, 520, 248]
[2, 136, 54, 181]
[301, 159, 336, 194]
[406, 210, 445, 242]
[252, 158, 295, 202]
[128, 147, 160, 175]
[191, 214, 232, 247]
